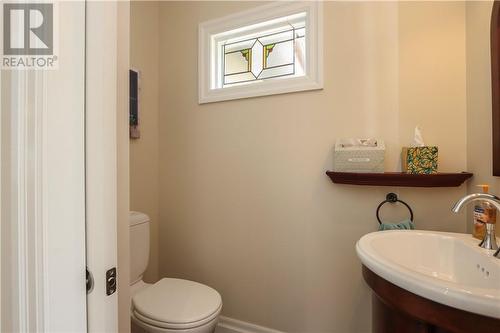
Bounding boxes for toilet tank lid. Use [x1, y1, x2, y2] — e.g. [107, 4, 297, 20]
[129, 211, 150, 226]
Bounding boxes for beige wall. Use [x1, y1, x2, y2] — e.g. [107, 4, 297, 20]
[395, 1, 469, 234]
[466, 0, 499, 217]
[141, 2, 469, 332]
[399, 2, 467, 172]
[130, 1, 160, 283]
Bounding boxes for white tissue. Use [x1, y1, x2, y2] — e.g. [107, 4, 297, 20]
[339, 138, 378, 148]
[412, 126, 425, 147]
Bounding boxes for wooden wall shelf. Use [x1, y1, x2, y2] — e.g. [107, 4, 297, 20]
[326, 171, 473, 187]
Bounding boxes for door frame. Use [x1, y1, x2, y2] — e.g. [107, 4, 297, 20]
[86, 1, 131, 331]
[85, 1, 130, 331]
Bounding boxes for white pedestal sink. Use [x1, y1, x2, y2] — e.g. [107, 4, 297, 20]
[356, 230, 500, 319]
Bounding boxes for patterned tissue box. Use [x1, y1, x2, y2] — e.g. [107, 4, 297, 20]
[402, 146, 438, 174]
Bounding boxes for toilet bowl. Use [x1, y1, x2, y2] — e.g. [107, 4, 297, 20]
[131, 278, 222, 333]
[129, 212, 222, 333]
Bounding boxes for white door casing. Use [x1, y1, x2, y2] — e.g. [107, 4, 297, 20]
[1, 1, 87, 332]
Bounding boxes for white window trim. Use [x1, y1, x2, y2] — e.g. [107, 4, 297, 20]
[198, 1, 323, 104]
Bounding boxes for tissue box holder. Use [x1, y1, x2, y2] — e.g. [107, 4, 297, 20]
[402, 146, 438, 174]
[333, 140, 385, 173]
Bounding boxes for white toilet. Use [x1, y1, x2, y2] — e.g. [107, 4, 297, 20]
[129, 211, 222, 333]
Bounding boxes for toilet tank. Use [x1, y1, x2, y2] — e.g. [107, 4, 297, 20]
[129, 211, 150, 284]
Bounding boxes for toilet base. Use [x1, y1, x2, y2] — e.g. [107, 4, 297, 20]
[131, 313, 219, 333]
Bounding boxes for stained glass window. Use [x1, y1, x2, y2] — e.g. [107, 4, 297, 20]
[221, 14, 306, 87]
[199, 3, 322, 103]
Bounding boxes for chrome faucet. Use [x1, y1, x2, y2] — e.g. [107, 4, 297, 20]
[452, 193, 500, 258]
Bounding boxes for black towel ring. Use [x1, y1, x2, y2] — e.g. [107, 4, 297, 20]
[376, 193, 414, 224]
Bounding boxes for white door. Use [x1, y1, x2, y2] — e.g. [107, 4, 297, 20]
[1, 1, 120, 332]
[1, 1, 87, 332]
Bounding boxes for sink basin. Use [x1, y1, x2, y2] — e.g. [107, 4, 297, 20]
[356, 230, 500, 319]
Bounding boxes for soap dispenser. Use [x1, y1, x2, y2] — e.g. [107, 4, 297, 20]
[473, 185, 497, 240]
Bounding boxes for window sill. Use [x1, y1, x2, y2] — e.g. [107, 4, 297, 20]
[198, 75, 323, 104]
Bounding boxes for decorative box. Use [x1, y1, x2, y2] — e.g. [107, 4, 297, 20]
[402, 146, 438, 174]
[333, 139, 385, 173]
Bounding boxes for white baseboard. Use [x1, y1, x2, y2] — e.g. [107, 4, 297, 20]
[216, 316, 286, 333]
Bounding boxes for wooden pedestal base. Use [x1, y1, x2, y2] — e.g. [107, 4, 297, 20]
[362, 265, 500, 333]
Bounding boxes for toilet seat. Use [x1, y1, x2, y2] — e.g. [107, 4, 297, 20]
[132, 278, 222, 330]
